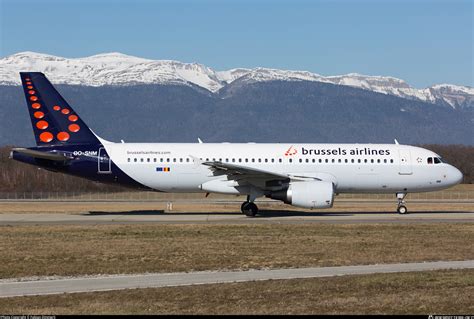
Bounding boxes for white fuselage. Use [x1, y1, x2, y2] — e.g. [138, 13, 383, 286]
[101, 143, 463, 195]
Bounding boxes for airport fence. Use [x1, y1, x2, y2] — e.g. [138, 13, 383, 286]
[0, 187, 473, 202]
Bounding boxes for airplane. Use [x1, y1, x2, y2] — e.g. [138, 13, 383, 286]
[10, 72, 463, 216]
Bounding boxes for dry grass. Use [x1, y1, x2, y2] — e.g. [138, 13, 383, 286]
[1, 269, 472, 314]
[0, 199, 473, 214]
[0, 223, 473, 279]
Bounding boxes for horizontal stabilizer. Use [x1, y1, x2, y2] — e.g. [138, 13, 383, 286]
[11, 148, 73, 161]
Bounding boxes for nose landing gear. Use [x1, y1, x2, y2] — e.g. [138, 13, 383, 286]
[396, 192, 408, 214]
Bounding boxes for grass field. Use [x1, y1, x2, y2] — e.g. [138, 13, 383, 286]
[1, 269, 472, 314]
[1, 223, 473, 279]
[0, 200, 473, 215]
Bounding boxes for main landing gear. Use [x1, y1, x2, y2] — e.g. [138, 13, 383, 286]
[241, 196, 259, 217]
[396, 192, 408, 214]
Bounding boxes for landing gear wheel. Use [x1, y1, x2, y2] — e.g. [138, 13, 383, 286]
[396, 192, 408, 214]
[241, 201, 259, 217]
[397, 205, 408, 214]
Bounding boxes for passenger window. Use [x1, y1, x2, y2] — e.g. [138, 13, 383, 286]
[245, 158, 248, 162]
[264, 159, 268, 163]
[319, 159, 322, 163]
[173, 158, 176, 162]
[167, 158, 170, 162]
[325, 159, 328, 163]
[351, 159, 354, 163]
[251, 158, 255, 163]
[147, 158, 150, 162]
[238, 158, 242, 162]
[345, 159, 348, 163]
[289, 159, 293, 163]
[154, 158, 157, 162]
[160, 158, 163, 162]
[271, 159, 275, 163]
[140, 158, 144, 162]
[364, 159, 367, 163]
[357, 159, 361, 163]
[384, 159, 387, 163]
[370, 159, 374, 163]
[258, 159, 262, 163]
[390, 159, 393, 163]
[186, 158, 190, 162]
[332, 159, 335, 163]
[232, 158, 235, 162]
[279, 159, 282, 163]
[180, 158, 183, 162]
[338, 159, 341, 163]
[377, 159, 380, 163]
[127, 158, 130, 162]
[299, 159, 302, 163]
[134, 158, 137, 162]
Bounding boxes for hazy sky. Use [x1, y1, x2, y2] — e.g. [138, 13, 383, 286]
[1, 0, 472, 87]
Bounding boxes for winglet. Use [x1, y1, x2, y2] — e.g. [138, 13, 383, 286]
[394, 139, 399, 145]
[198, 138, 203, 144]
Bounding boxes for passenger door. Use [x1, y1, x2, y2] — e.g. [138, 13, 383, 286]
[98, 147, 111, 174]
[398, 149, 412, 175]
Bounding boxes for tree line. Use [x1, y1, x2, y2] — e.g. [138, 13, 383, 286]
[0, 144, 472, 193]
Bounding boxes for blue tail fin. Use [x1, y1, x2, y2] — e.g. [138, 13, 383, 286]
[20, 72, 100, 146]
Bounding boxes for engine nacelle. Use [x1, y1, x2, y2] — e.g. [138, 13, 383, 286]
[269, 181, 334, 209]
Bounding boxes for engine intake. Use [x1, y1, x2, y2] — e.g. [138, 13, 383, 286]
[269, 181, 334, 209]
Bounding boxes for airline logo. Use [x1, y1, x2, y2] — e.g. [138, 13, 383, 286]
[284, 145, 297, 156]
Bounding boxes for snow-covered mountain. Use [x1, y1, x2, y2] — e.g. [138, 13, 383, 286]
[1, 51, 473, 109]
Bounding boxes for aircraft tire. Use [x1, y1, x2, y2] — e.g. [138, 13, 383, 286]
[397, 205, 408, 214]
[242, 202, 258, 217]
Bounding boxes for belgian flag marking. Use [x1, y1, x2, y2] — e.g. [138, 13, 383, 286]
[156, 167, 171, 172]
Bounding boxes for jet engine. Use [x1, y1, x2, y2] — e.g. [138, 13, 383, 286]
[269, 181, 334, 209]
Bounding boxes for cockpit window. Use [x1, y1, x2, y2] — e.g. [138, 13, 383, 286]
[428, 157, 445, 164]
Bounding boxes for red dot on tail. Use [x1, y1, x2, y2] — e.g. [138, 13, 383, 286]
[53, 105, 61, 111]
[68, 124, 80, 132]
[61, 109, 70, 115]
[34, 111, 44, 119]
[39, 132, 53, 143]
[57, 132, 70, 141]
[36, 120, 49, 130]
[68, 115, 78, 122]
[32, 103, 41, 109]
[30, 96, 38, 101]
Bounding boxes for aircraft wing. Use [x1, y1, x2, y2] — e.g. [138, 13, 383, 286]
[200, 160, 322, 191]
[202, 160, 289, 180]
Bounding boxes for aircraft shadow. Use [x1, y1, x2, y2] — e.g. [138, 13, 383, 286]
[84, 209, 474, 217]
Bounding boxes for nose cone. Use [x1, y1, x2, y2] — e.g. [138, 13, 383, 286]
[449, 165, 463, 185]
